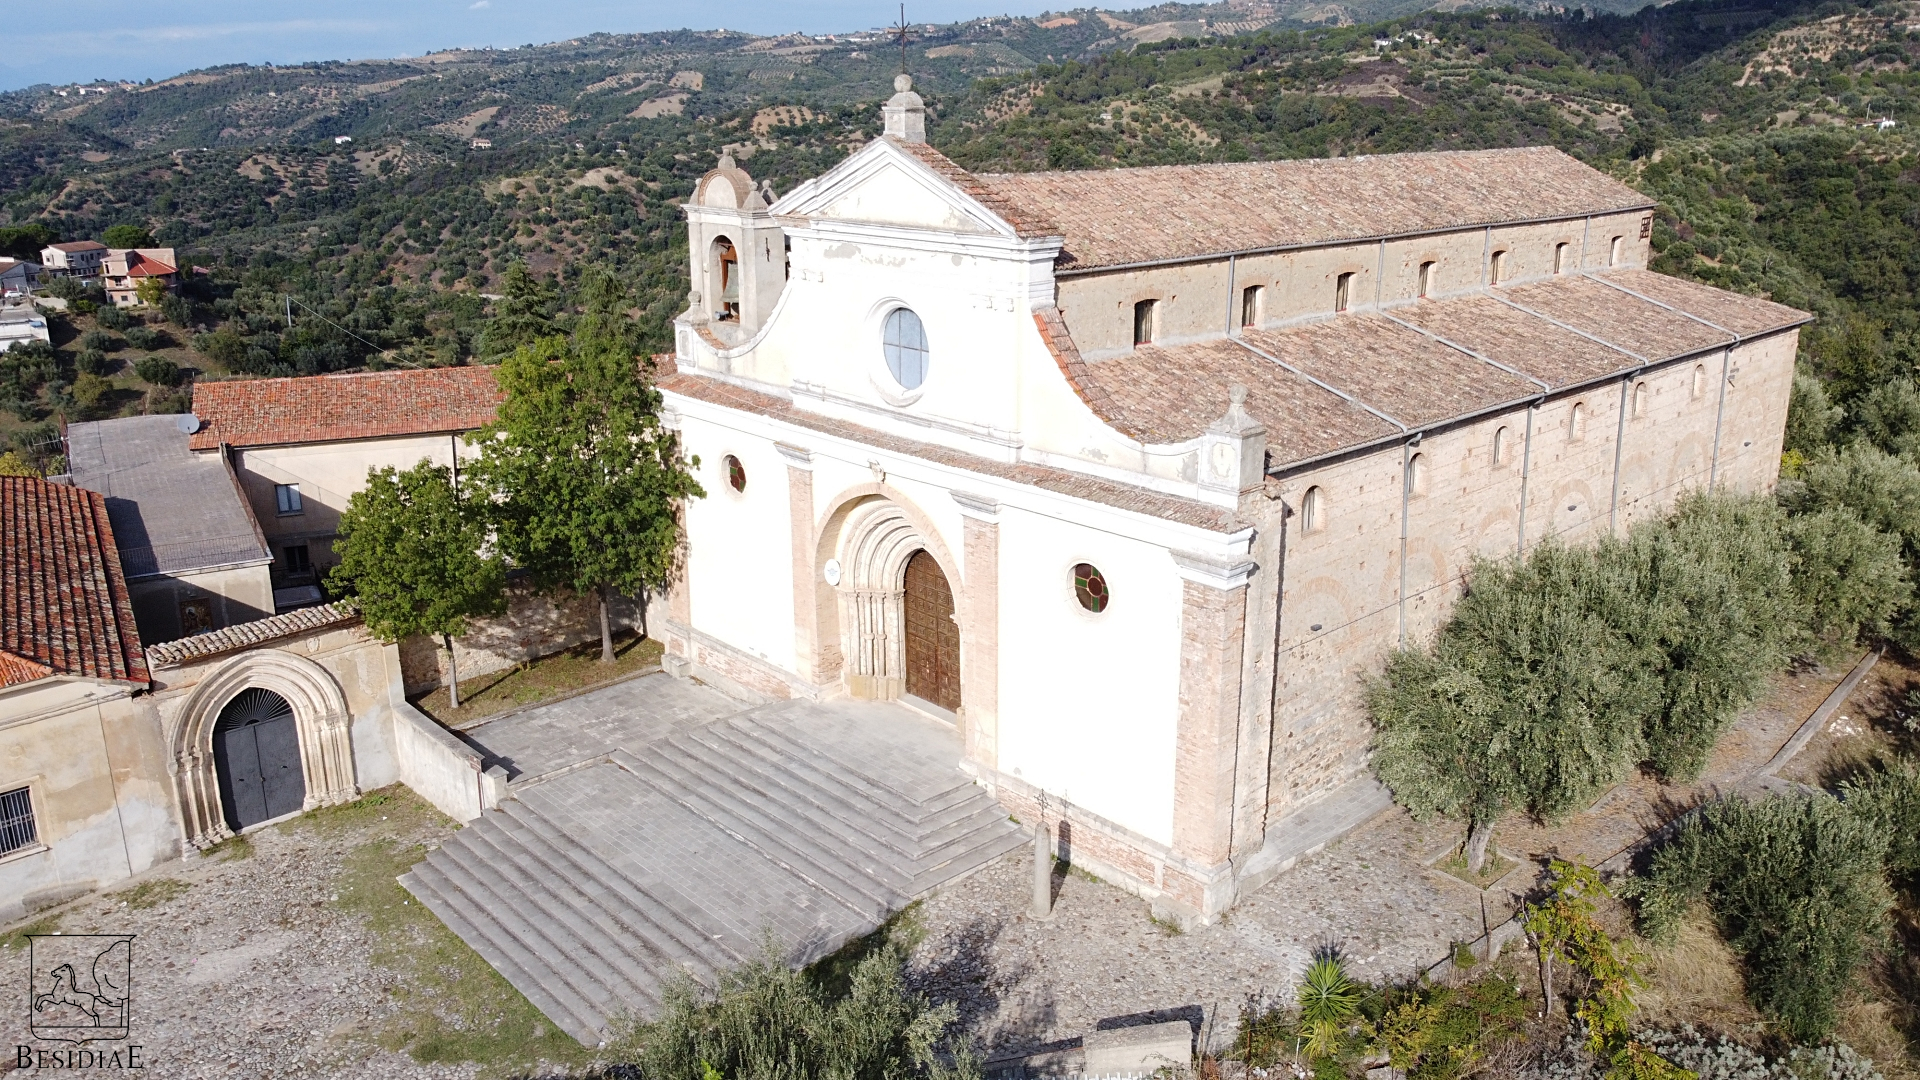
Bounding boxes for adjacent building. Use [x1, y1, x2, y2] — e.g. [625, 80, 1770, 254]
[0, 301, 49, 349]
[656, 79, 1809, 924]
[187, 366, 503, 597]
[102, 247, 179, 307]
[67, 414, 275, 646]
[0, 258, 41, 296]
[39, 240, 106, 278]
[0, 477, 171, 919]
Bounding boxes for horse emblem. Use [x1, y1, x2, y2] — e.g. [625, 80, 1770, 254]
[27, 935, 131, 1042]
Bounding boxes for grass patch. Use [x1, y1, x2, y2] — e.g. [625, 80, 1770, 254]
[411, 631, 663, 727]
[333, 831, 601, 1076]
[111, 878, 190, 910]
[807, 903, 924, 1000]
[1433, 848, 1519, 890]
[0, 916, 59, 954]
[206, 833, 254, 861]
[293, 785, 446, 840]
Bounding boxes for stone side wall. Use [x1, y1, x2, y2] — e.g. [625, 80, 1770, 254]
[1263, 328, 1797, 822]
[1058, 209, 1652, 358]
[397, 579, 643, 697]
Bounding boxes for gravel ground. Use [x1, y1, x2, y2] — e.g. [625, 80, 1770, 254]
[0, 793, 481, 1080]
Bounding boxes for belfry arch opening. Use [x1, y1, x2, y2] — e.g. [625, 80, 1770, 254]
[711, 236, 740, 321]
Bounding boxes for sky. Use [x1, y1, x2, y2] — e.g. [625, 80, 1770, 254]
[1, 0, 1065, 91]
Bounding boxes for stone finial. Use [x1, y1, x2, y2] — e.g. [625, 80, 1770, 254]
[882, 75, 926, 143]
[717, 151, 736, 171]
[1213, 383, 1262, 437]
[1200, 382, 1267, 503]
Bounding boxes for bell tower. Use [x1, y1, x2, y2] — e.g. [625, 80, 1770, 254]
[683, 153, 786, 342]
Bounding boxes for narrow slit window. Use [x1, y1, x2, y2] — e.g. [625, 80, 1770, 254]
[1692, 364, 1708, 399]
[1492, 426, 1509, 466]
[1240, 285, 1263, 329]
[1633, 382, 1649, 418]
[1554, 243, 1569, 274]
[1334, 272, 1354, 313]
[1133, 299, 1158, 346]
[1301, 485, 1324, 532]
[1489, 249, 1508, 285]
[1609, 236, 1624, 267]
[1569, 402, 1587, 441]
[1406, 452, 1427, 495]
[1417, 261, 1435, 299]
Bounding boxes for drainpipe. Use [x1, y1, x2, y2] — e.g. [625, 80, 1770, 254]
[1709, 346, 1733, 491]
[1608, 370, 1641, 536]
[1225, 254, 1237, 336]
[1374, 238, 1386, 308]
[1398, 433, 1420, 646]
[1517, 402, 1539, 554]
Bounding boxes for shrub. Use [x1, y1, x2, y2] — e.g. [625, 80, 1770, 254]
[71, 372, 110, 409]
[123, 325, 161, 351]
[79, 328, 114, 353]
[1298, 955, 1360, 1060]
[94, 305, 130, 331]
[75, 349, 110, 377]
[619, 939, 975, 1080]
[1784, 506, 1911, 644]
[1779, 442, 1920, 562]
[133, 355, 182, 387]
[1365, 974, 1529, 1079]
[1633, 794, 1891, 1042]
[1635, 1026, 1884, 1080]
[1841, 758, 1920, 879]
[1786, 369, 1844, 457]
[1855, 377, 1920, 458]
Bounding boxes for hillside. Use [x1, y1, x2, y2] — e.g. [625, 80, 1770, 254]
[2, 0, 1919, 463]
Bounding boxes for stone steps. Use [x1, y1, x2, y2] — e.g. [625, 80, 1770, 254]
[401, 697, 1022, 1045]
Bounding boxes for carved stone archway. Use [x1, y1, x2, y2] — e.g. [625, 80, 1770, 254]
[832, 498, 962, 703]
[169, 649, 358, 849]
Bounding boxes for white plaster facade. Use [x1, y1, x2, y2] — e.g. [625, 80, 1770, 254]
[655, 85, 1804, 923]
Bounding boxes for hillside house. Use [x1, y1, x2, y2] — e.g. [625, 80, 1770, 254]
[39, 240, 106, 278]
[102, 247, 179, 307]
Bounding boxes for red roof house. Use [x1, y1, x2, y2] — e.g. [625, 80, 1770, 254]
[188, 365, 505, 450]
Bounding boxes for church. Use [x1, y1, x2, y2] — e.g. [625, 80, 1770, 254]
[654, 76, 1808, 924]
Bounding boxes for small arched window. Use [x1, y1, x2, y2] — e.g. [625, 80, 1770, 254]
[1133, 299, 1158, 346]
[1241, 285, 1264, 329]
[1406, 452, 1427, 495]
[1335, 272, 1354, 313]
[1554, 243, 1570, 274]
[1569, 402, 1587, 441]
[1632, 381, 1649, 418]
[1609, 236, 1624, 267]
[1692, 364, 1708, 400]
[1492, 426, 1509, 466]
[724, 454, 746, 492]
[1417, 261, 1435, 299]
[882, 307, 929, 390]
[1301, 485, 1324, 532]
[1072, 563, 1110, 613]
[1489, 249, 1508, 285]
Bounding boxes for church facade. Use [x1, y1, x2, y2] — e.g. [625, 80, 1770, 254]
[654, 77, 1809, 923]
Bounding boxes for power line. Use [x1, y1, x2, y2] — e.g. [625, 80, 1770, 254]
[281, 293, 419, 367]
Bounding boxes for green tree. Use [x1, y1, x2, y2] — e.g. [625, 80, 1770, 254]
[1784, 506, 1911, 644]
[331, 461, 505, 708]
[102, 224, 155, 249]
[133, 355, 183, 387]
[465, 266, 702, 661]
[1783, 368, 1843, 461]
[477, 262, 560, 359]
[1369, 542, 1656, 872]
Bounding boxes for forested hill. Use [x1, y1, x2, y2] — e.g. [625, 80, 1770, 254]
[1, 0, 1918, 451]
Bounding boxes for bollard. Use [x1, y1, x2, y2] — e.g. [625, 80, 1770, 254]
[1030, 821, 1053, 920]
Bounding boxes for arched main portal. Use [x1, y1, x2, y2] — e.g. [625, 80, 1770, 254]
[213, 688, 307, 832]
[828, 497, 962, 711]
[903, 550, 960, 710]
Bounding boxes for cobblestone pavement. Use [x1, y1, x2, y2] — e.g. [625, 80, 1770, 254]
[0, 802, 479, 1080]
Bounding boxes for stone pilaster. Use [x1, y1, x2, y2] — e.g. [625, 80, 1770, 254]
[1169, 552, 1255, 874]
[953, 491, 1000, 770]
[778, 442, 818, 683]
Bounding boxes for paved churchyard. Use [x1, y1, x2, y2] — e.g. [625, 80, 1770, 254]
[0, 656, 1866, 1077]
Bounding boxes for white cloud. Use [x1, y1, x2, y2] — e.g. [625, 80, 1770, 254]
[469, 1, 490, 8]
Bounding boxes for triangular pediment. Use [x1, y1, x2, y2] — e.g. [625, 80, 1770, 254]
[775, 139, 1016, 237]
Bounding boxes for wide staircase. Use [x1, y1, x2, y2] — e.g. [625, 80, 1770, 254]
[399, 697, 1025, 1045]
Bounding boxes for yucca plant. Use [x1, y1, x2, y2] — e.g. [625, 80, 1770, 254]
[1296, 956, 1360, 1062]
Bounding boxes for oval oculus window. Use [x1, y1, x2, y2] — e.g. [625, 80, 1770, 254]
[724, 454, 746, 493]
[883, 307, 929, 391]
[1072, 563, 1110, 613]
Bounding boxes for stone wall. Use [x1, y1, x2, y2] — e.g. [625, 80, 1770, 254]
[398, 578, 643, 697]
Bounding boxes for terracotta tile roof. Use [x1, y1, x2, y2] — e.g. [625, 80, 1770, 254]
[971, 147, 1651, 272]
[49, 241, 105, 253]
[0, 477, 148, 687]
[146, 603, 359, 669]
[123, 253, 176, 278]
[189, 365, 504, 450]
[890, 139, 1060, 238]
[1068, 269, 1810, 467]
[657, 368, 1247, 533]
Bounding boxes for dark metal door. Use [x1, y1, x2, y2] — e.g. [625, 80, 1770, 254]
[903, 550, 961, 711]
[214, 688, 305, 832]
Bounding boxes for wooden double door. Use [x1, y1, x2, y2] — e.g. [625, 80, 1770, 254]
[902, 550, 961, 712]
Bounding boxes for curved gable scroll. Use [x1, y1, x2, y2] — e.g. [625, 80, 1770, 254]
[169, 649, 359, 849]
[1033, 308, 1148, 442]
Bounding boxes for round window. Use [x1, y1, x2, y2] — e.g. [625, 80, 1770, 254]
[724, 454, 746, 493]
[1072, 563, 1109, 613]
[882, 307, 929, 390]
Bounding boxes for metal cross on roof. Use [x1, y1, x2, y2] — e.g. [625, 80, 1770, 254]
[889, 4, 914, 75]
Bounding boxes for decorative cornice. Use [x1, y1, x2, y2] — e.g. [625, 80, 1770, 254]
[1170, 550, 1257, 589]
[774, 442, 814, 468]
[951, 490, 1000, 519]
